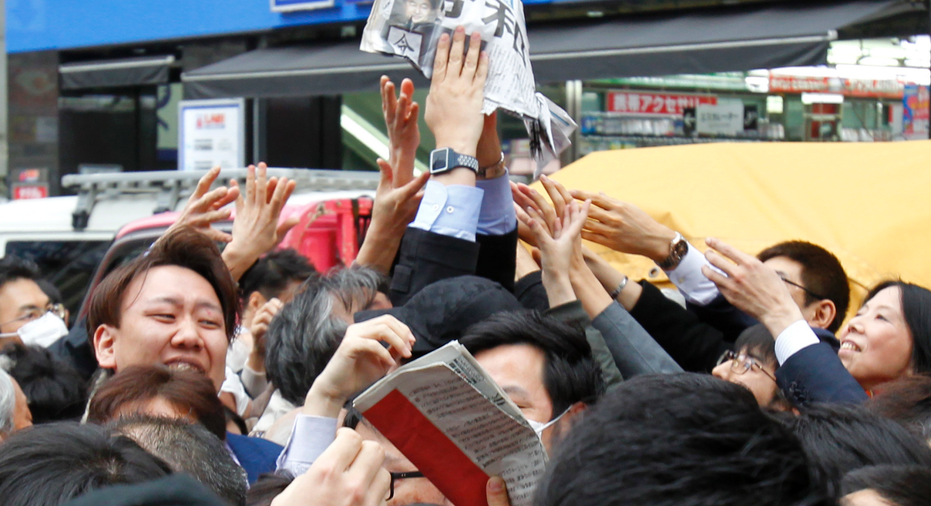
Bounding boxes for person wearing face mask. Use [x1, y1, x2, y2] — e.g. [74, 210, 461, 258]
[0, 257, 68, 348]
[702, 238, 931, 406]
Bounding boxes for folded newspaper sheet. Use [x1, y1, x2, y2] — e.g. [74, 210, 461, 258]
[353, 341, 547, 506]
[360, 0, 576, 176]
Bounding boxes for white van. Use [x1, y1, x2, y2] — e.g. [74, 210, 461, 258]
[0, 169, 378, 321]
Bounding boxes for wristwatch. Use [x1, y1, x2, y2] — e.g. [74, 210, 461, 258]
[477, 152, 507, 179]
[657, 232, 689, 270]
[430, 147, 479, 175]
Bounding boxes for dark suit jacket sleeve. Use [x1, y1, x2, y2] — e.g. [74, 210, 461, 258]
[686, 293, 758, 343]
[628, 280, 731, 373]
[388, 227, 518, 307]
[775, 342, 869, 406]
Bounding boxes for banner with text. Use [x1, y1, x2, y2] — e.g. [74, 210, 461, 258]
[607, 91, 717, 115]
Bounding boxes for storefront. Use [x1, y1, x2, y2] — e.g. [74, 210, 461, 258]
[5, 0, 928, 195]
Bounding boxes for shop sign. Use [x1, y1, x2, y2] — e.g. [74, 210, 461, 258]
[179, 98, 245, 171]
[270, 0, 336, 12]
[12, 184, 48, 200]
[607, 91, 716, 115]
[696, 100, 744, 136]
[769, 75, 904, 99]
[903, 84, 930, 137]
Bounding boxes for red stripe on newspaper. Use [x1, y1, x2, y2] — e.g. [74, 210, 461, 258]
[363, 389, 490, 506]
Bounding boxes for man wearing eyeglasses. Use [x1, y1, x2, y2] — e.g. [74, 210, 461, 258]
[0, 257, 68, 348]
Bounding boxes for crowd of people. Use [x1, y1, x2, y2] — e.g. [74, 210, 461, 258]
[0, 26, 929, 506]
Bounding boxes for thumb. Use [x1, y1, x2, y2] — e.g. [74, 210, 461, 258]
[276, 214, 301, 239]
[486, 477, 510, 506]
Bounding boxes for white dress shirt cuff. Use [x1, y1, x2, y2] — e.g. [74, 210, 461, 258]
[663, 242, 723, 306]
[410, 180, 484, 241]
[276, 415, 338, 475]
[774, 320, 820, 365]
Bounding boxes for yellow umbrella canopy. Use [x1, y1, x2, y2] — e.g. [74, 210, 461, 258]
[543, 140, 931, 321]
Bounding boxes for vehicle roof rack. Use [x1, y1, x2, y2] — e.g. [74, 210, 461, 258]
[61, 168, 379, 231]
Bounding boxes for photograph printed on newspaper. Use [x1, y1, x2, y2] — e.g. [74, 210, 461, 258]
[360, 0, 576, 175]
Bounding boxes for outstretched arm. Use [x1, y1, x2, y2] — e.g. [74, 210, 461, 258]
[222, 163, 299, 281]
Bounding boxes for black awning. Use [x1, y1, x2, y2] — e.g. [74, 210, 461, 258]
[60, 55, 175, 90]
[529, 0, 916, 83]
[182, 0, 918, 99]
[183, 43, 429, 99]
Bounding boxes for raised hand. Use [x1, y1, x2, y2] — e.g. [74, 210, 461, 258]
[303, 315, 415, 418]
[569, 189, 677, 263]
[222, 163, 299, 281]
[246, 297, 283, 374]
[381, 76, 420, 185]
[166, 166, 239, 243]
[701, 237, 803, 336]
[424, 26, 489, 157]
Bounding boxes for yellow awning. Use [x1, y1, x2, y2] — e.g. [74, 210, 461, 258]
[544, 140, 931, 320]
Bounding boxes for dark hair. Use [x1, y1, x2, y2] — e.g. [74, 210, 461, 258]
[757, 241, 849, 333]
[265, 267, 386, 406]
[459, 311, 605, 419]
[86, 227, 239, 345]
[867, 374, 931, 442]
[0, 342, 86, 423]
[111, 415, 247, 506]
[0, 422, 171, 506]
[87, 365, 226, 440]
[841, 465, 931, 506]
[0, 256, 41, 291]
[225, 405, 248, 436]
[35, 279, 62, 304]
[774, 403, 931, 499]
[734, 323, 777, 367]
[865, 280, 931, 375]
[535, 373, 825, 506]
[247, 472, 295, 506]
[240, 249, 316, 301]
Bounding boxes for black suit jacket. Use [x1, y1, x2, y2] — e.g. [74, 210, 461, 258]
[775, 340, 868, 406]
[388, 227, 517, 306]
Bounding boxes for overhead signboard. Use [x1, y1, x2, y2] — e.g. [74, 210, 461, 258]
[270, 0, 336, 12]
[769, 75, 904, 99]
[607, 91, 717, 116]
[696, 99, 744, 136]
[178, 98, 245, 171]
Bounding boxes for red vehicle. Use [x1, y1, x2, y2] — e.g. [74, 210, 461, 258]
[69, 169, 376, 322]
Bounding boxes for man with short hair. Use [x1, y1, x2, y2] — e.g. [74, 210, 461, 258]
[87, 164, 297, 481]
[535, 373, 826, 506]
[112, 415, 248, 506]
[0, 368, 31, 440]
[0, 256, 67, 347]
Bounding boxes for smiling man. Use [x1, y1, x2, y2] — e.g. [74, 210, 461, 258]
[88, 227, 237, 390]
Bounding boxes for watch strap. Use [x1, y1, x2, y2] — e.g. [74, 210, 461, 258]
[658, 232, 688, 270]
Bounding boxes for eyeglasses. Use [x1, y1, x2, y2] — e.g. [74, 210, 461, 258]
[780, 277, 826, 301]
[716, 350, 777, 382]
[387, 471, 426, 501]
[0, 303, 66, 329]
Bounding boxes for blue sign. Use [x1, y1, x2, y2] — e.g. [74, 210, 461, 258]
[271, 0, 335, 12]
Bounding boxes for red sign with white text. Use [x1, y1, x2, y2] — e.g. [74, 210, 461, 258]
[769, 75, 904, 99]
[607, 91, 717, 115]
[12, 184, 48, 200]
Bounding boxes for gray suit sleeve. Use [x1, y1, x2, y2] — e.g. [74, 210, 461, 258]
[592, 302, 683, 378]
[545, 301, 624, 389]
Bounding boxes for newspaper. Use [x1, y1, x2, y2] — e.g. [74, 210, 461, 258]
[360, 0, 576, 177]
[353, 341, 547, 506]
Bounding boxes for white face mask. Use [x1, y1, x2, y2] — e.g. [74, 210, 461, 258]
[0, 312, 68, 347]
[527, 408, 570, 438]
